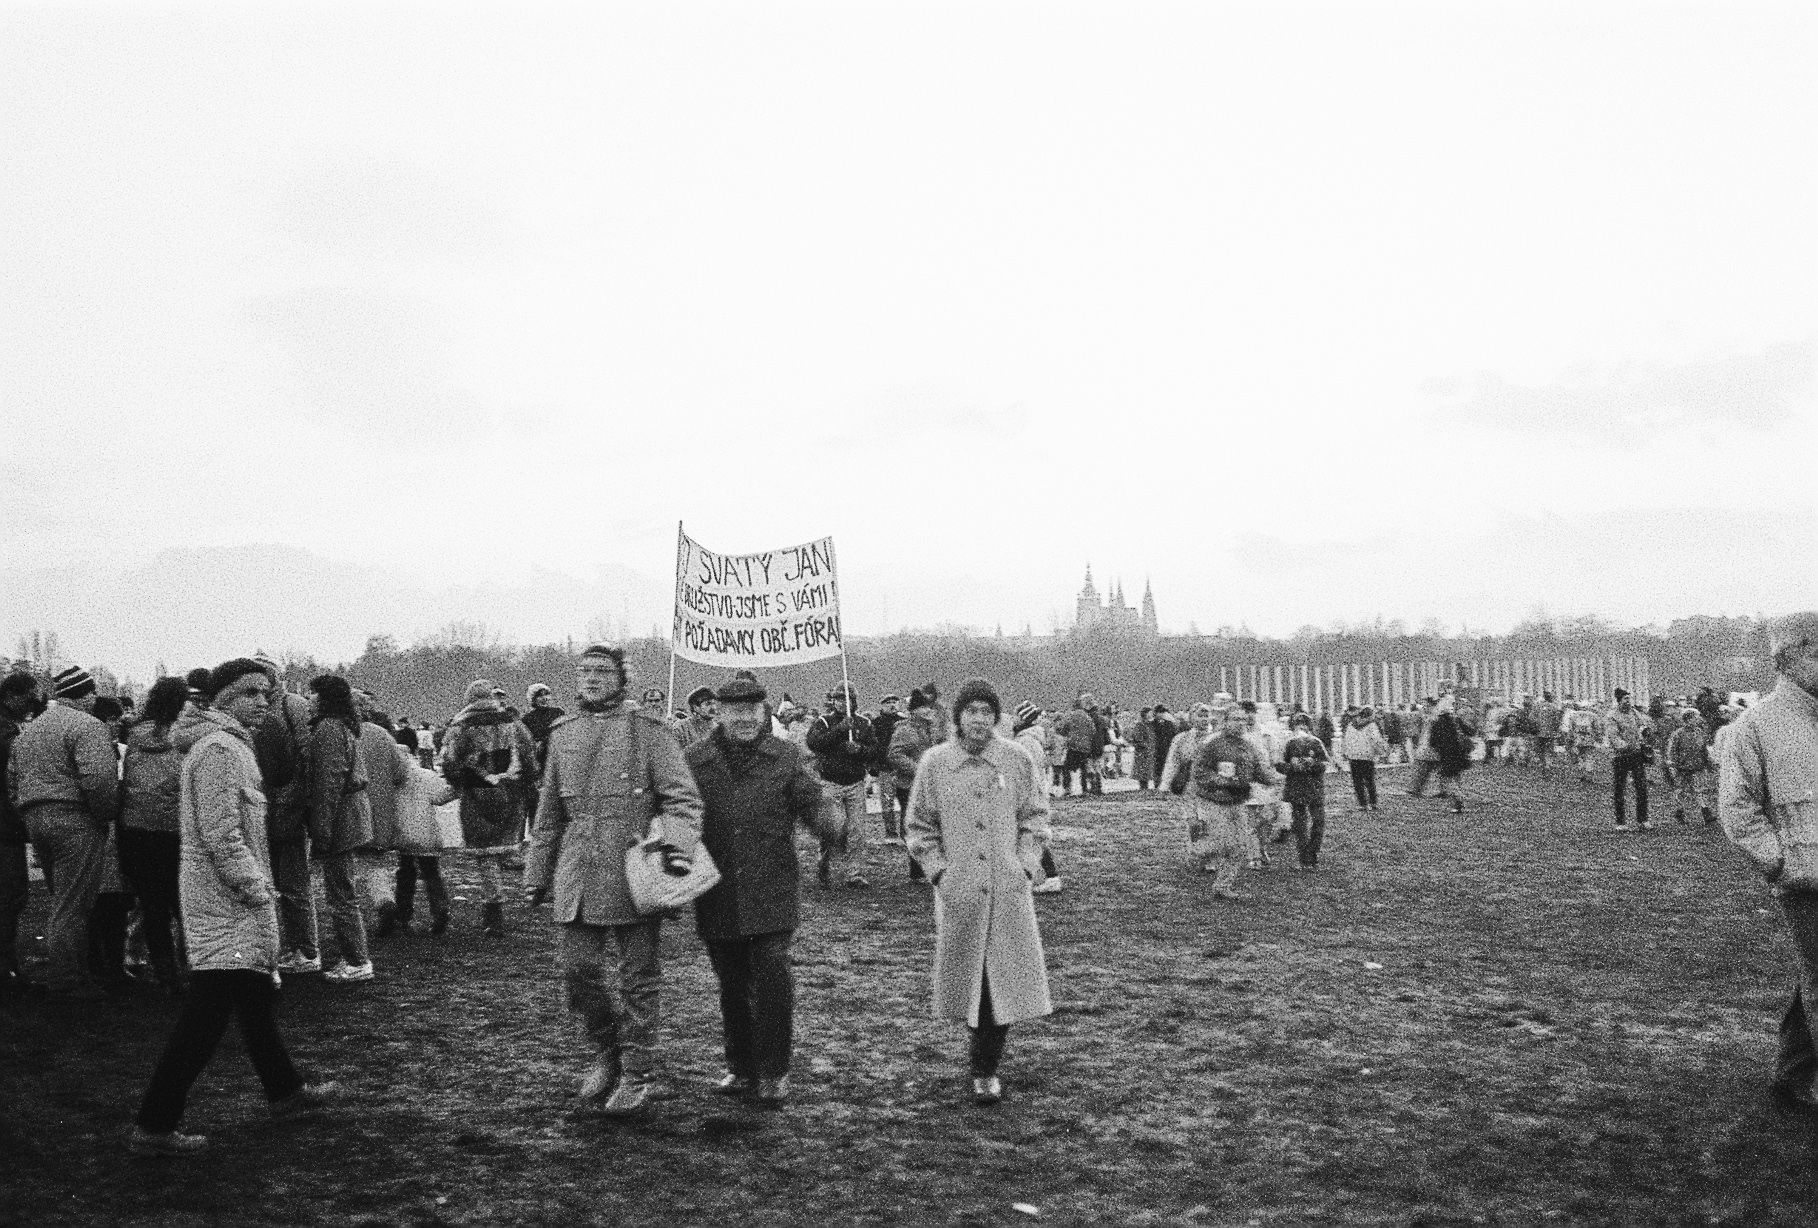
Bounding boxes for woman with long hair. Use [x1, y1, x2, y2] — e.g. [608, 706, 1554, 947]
[119, 677, 192, 993]
[307, 675, 374, 983]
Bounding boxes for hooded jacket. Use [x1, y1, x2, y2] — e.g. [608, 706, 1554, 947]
[120, 718, 183, 833]
[173, 707, 279, 973]
[7, 700, 120, 825]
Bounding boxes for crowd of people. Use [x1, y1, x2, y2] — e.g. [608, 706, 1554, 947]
[3, 622, 1812, 1157]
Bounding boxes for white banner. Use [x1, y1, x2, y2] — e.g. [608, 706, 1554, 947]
[672, 526, 843, 667]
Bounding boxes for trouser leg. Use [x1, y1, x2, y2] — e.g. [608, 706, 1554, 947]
[968, 975, 1009, 1077]
[135, 970, 238, 1132]
[613, 918, 663, 1074]
[419, 857, 450, 917]
[270, 837, 319, 960]
[476, 854, 504, 903]
[319, 851, 369, 966]
[1350, 762, 1371, 808]
[1776, 892, 1818, 1096]
[0, 841, 27, 975]
[1408, 761, 1432, 797]
[561, 919, 664, 1078]
[395, 855, 418, 920]
[706, 939, 756, 1078]
[898, 788, 924, 880]
[1039, 846, 1059, 878]
[745, 931, 795, 1078]
[89, 891, 132, 980]
[120, 828, 180, 971]
[26, 806, 108, 992]
[229, 970, 304, 1100]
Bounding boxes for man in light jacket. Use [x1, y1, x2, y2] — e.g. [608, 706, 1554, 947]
[6, 665, 118, 998]
[1720, 611, 1818, 1116]
[527, 643, 703, 1117]
[130, 659, 336, 1156]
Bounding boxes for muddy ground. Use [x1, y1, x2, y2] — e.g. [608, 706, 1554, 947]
[6, 761, 1818, 1226]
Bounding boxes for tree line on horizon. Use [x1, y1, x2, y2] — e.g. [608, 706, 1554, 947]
[4, 611, 1772, 725]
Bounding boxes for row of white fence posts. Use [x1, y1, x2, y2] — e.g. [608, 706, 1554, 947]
[1212, 656, 1651, 716]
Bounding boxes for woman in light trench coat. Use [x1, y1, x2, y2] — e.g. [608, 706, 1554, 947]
[905, 677, 1053, 1105]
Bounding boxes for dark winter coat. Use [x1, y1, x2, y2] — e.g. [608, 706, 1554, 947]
[1428, 711, 1474, 777]
[1276, 732, 1330, 805]
[806, 712, 878, 786]
[685, 728, 824, 940]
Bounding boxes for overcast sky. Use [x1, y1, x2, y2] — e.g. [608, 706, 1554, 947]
[4, 1, 1814, 662]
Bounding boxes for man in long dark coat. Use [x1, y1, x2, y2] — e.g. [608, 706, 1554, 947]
[685, 675, 826, 1105]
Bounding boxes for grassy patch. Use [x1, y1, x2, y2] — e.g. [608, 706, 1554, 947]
[4, 763, 1817, 1225]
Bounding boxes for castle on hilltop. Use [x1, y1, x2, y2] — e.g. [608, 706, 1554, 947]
[1075, 566, 1157, 636]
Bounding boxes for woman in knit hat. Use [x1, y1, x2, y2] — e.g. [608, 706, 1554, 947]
[904, 678, 1053, 1105]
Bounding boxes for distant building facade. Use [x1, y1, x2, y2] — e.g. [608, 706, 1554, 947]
[1074, 566, 1157, 636]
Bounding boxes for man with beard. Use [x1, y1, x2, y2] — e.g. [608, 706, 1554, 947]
[527, 643, 703, 1116]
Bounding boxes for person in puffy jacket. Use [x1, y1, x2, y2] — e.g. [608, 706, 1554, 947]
[130, 659, 337, 1158]
[119, 677, 191, 993]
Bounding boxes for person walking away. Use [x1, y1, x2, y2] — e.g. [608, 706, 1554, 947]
[129, 659, 338, 1156]
[1189, 705, 1279, 900]
[904, 678, 1052, 1105]
[805, 682, 878, 888]
[1012, 703, 1064, 893]
[1668, 709, 1715, 824]
[1427, 696, 1476, 814]
[251, 653, 321, 978]
[1376, 704, 1403, 765]
[1342, 706, 1389, 813]
[1057, 697, 1098, 797]
[305, 676, 375, 981]
[352, 701, 415, 937]
[1151, 706, 1179, 783]
[887, 690, 939, 882]
[1279, 714, 1331, 870]
[1607, 688, 1654, 831]
[6, 665, 119, 999]
[527, 642, 703, 1117]
[1718, 612, 1818, 1115]
[685, 675, 827, 1106]
[440, 679, 539, 934]
[1530, 692, 1564, 775]
[871, 694, 905, 844]
[0, 673, 41, 994]
[1131, 708, 1156, 791]
[119, 677, 190, 994]
[1406, 700, 1440, 797]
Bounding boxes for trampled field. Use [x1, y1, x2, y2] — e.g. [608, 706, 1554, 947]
[5, 761, 1818, 1226]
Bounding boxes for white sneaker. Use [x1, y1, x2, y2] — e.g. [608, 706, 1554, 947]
[1032, 876, 1063, 894]
[323, 961, 374, 984]
[277, 952, 321, 974]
